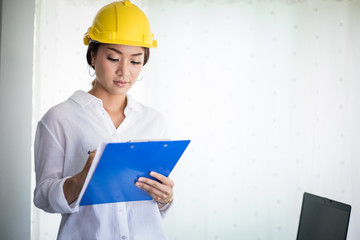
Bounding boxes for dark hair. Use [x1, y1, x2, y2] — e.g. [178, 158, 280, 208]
[86, 42, 101, 70]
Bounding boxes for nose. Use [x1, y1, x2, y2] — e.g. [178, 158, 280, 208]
[116, 59, 130, 78]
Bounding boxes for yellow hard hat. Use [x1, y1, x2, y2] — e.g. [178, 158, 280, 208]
[83, 0, 157, 48]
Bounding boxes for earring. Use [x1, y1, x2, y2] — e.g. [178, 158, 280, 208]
[89, 66, 95, 77]
[137, 70, 143, 82]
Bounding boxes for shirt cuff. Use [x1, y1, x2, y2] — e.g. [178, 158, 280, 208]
[159, 196, 175, 218]
[49, 176, 79, 214]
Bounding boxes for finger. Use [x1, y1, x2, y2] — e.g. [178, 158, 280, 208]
[136, 176, 173, 203]
[137, 177, 171, 194]
[149, 172, 174, 188]
[88, 149, 97, 157]
[135, 181, 171, 202]
[84, 150, 97, 171]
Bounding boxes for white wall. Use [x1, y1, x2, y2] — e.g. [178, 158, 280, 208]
[32, 1, 360, 239]
[0, 0, 34, 239]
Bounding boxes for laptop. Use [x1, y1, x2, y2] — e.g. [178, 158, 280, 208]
[296, 192, 351, 240]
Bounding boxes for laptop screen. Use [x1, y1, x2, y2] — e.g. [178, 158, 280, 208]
[296, 192, 351, 240]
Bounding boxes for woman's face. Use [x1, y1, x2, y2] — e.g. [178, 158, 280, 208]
[92, 44, 144, 96]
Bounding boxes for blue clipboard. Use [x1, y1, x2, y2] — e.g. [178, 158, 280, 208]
[79, 140, 190, 206]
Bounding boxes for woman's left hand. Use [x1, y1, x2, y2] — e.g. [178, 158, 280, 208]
[135, 171, 174, 205]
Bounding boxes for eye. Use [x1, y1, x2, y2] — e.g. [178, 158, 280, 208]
[131, 61, 141, 65]
[107, 57, 119, 62]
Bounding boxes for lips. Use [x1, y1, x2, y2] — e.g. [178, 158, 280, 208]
[113, 80, 129, 87]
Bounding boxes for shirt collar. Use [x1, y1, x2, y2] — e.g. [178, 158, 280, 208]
[125, 94, 142, 114]
[70, 90, 100, 107]
[70, 90, 142, 113]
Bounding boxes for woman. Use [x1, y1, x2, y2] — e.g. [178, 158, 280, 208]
[33, 1, 174, 239]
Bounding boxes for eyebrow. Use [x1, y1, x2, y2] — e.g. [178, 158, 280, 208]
[108, 47, 144, 56]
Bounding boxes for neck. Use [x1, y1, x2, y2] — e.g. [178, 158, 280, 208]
[88, 85, 127, 114]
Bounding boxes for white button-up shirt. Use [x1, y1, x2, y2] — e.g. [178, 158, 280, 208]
[34, 90, 173, 240]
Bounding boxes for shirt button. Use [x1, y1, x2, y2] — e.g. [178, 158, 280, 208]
[121, 236, 127, 240]
[112, 133, 117, 137]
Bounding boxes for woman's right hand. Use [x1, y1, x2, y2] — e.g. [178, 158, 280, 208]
[63, 150, 97, 205]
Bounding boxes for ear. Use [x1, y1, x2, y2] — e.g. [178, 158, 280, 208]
[90, 51, 96, 67]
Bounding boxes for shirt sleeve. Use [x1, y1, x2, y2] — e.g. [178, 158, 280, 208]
[33, 121, 79, 214]
[158, 196, 175, 218]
